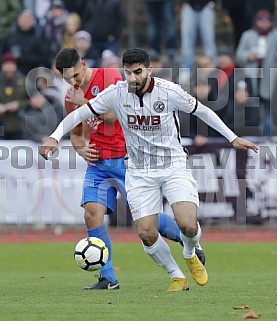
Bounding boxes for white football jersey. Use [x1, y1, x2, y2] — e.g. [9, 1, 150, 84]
[87, 77, 198, 171]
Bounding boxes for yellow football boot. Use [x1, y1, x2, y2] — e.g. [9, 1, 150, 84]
[184, 255, 208, 286]
[167, 277, 190, 292]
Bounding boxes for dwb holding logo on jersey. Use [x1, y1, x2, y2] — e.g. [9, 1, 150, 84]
[127, 114, 161, 130]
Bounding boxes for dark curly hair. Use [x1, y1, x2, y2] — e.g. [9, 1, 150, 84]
[55, 48, 81, 73]
[122, 48, 150, 68]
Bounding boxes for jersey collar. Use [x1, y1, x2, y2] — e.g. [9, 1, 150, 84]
[145, 77, 154, 93]
[134, 77, 155, 97]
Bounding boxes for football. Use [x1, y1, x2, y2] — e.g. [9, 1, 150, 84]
[74, 237, 109, 271]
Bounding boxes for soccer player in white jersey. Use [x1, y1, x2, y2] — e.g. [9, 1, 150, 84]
[40, 48, 258, 292]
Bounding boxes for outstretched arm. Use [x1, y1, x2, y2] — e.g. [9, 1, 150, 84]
[39, 103, 95, 159]
[193, 102, 259, 153]
[66, 86, 117, 123]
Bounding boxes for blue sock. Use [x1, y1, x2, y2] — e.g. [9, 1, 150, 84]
[158, 213, 183, 246]
[87, 225, 117, 283]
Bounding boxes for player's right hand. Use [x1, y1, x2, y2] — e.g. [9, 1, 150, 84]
[77, 144, 100, 165]
[39, 137, 58, 160]
[66, 86, 88, 106]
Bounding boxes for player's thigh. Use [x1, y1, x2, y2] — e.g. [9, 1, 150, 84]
[82, 164, 117, 213]
[125, 171, 162, 221]
[162, 166, 199, 207]
[109, 157, 127, 199]
[171, 201, 198, 231]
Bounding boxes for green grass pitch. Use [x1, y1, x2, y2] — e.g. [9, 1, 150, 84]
[0, 241, 276, 321]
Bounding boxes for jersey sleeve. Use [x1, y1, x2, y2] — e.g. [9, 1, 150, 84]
[193, 102, 237, 142]
[168, 83, 236, 142]
[50, 104, 95, 142]
[86, 84, 117, 116]
[64, 99, 83, 128]
[170, 83, 198, 114]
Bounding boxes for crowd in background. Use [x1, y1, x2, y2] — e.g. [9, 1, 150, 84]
[0, 0, 277, 143]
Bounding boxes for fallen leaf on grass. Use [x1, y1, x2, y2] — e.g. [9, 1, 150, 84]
[233, 305, 250, 310]
[242, 310, 261, 319]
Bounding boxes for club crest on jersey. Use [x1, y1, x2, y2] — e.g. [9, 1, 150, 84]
[91, 85, 100, 96]
[153, 101, 165, 113]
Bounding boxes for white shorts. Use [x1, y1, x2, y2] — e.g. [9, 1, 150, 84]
[125, 166, 199, 221]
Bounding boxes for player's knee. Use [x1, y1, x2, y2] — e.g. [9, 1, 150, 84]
[137, 226, 158, 245]
[84, 210, 102, 228]
[184, 224, 198, 238]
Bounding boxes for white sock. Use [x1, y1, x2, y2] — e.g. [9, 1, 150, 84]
[195, 222, 201, 248]
[143, 234, 185, 279]
[181, 222, 202, 259]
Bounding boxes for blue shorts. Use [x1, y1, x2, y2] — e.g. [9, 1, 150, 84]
[81, 157, 126, 214]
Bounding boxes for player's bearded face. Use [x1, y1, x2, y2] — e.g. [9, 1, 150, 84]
[124, 64, 152, 93]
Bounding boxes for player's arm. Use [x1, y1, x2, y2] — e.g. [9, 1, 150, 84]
[39, 85, 115, 159]
[70, 126, 100, 164]
[65, 88, 100, 163]
[193, 102, 259, 153]
[66, 86, 117, 123]
[39, 103, 98, 159]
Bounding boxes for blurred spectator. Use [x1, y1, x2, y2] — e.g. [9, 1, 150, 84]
[62, 0, 92, 28]
[180, 48, 259, 138]
[23, 90, 64, 143]
[143, 0, 177, 64]
[270, 58, 277, 136]
[0, 53, 28, 139]
[35, 69, 65, 121]
[214, 48, 259, 137]
[179, 0, 217, 84]
[179, 55, 216, 92]
[222, 0, 276, 50]
[149, 50, 173, 81]
[42, 0, 68, 60]
[62, 12, 81, 48]
[244, 0, 275, 32]
[101, 49, 120, 68]
[51, 60, 70, 106]
[191, 75, 216, 138]
[84, 0, 126, 66]
[23, 68, 65, 142]
[2, 10, 49, 74]
[73, 30, 95, 68]
[179, 55, 216, 138]
[22, 0, 51, 27]
[100, 49, 123, 80]
[221, 0, 247, 50]
[187, 55, 215, 91]
[236, 10, 277, 136]
[194, 55, 215, 76]
[0, 0, 22, 55]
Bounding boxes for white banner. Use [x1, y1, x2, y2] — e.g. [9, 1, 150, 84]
[0, 139, 277, 226]
[0, 140, 86, 225]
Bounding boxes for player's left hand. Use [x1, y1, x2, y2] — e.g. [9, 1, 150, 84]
[231, 137, 259, 153]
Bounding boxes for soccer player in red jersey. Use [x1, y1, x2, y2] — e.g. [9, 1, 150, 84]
[55, 48, 125, 290]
